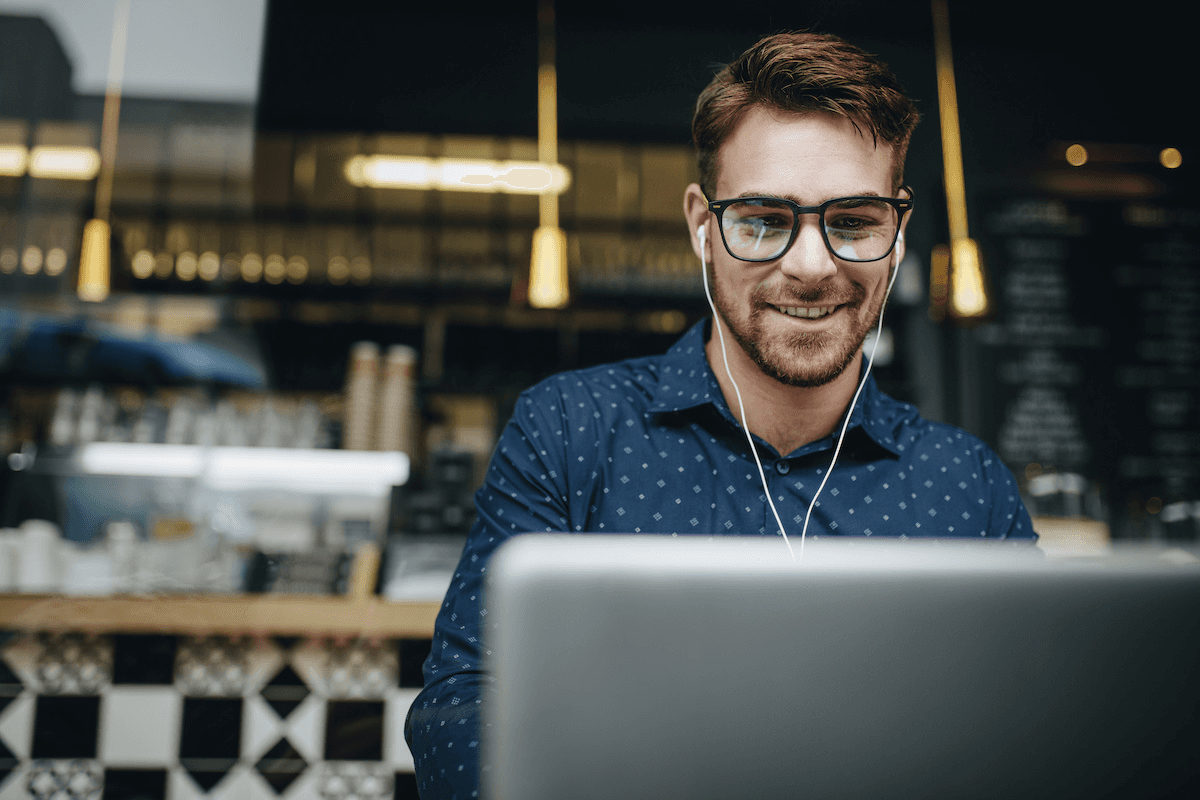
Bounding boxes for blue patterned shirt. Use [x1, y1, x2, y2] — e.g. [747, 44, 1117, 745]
[405, 320, 1036, 798]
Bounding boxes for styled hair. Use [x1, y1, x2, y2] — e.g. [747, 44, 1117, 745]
[692, 32, 920, 196]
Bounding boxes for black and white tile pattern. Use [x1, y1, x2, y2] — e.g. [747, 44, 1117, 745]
[0, 633, 429, 799]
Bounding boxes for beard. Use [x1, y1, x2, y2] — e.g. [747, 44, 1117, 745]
[711, 271, 884, 388]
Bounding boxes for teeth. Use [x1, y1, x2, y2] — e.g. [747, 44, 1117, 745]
[775, 305, 836, 319]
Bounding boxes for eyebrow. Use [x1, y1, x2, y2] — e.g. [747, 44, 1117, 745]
[733, 190, 884, 203]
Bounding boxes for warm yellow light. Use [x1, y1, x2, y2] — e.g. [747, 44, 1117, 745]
[28, 146, 101, 180]
[345, 155, 430, 188]
[0, 247, 17, 274]
[529, 225, 569, 309]
[950, 237, 989, 318]
[286, 255, 308, 284]
[1160, 147, 1183, 169]
[264, 254, 286, 284]
[131, 248, 154, 278]
[0, 145, 28, 176]
[21, 246, 43, 275]
[932, 2, 992, 324]
[78, 218, 111, 302]
[198, 251, 220, 281]
[45, 247, 68, 276]
[344, 155, 571, 194]
[327, 255, 350, 285]
[1065, 144, 1088, 167]
[241, 252, 263, 283]
[175, 251, 197, 281]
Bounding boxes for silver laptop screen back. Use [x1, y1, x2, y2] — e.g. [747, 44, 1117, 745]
[484, 537, 1200, 800]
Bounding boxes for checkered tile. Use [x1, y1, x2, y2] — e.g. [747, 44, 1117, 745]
[0, 633, 430, 799]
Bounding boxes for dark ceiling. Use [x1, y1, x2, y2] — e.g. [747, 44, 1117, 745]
[257, 0, 1191, 158]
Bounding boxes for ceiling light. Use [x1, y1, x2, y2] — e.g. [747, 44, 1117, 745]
[344, 155, 570, 194]
[529, 225, 568, 309]
[950, 238, 989, 318]
[45, 248, 68, 276]
[1160, 147, 1183, 169]
[529, 1, 569, 309]
[78, 220, 111, 300]
[932, 1, 991, 321]
[0, 145, 28, 176]
[28, 146, 102, 180]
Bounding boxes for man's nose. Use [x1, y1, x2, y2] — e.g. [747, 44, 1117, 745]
[777, 219, 837, 285]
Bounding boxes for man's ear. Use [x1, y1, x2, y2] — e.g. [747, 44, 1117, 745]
[684, 183, 711, 261]
[893, 192, 911, 266]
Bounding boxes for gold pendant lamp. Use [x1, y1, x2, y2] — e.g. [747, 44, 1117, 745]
[528, 0, 569, 309]
[931, 0, 991, 321]
[78, 0, 131, 303]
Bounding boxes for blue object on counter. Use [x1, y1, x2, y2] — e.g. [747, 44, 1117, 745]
[0, 306, 265, 388]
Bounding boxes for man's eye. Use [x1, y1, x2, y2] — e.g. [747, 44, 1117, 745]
[827, 215, 874, 230]
[734, 214, 790, 230]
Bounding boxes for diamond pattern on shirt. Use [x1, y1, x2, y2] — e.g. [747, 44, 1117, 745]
[409, 320, 1036, 800]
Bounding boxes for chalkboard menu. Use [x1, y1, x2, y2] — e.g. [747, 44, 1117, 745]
[975, 194, 1200, 539]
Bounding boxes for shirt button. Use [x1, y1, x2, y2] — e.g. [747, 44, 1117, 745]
[775, 460, 791, 475]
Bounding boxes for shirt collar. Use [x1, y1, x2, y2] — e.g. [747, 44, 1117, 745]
[649, 319, 903, 457]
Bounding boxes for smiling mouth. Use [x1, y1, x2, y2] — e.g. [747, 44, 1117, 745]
[772, 304, 837, 319]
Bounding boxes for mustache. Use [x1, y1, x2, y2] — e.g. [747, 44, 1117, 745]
[752, 281, 867, 307]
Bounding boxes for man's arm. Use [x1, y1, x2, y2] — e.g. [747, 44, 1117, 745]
[979, 448, 1038, 541]
[405, 385, 575, 799]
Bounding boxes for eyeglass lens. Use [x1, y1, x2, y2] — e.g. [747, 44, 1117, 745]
[720, 198, 900, 262]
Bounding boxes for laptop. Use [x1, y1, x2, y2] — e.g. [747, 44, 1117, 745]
[483, 536, 1200, 800]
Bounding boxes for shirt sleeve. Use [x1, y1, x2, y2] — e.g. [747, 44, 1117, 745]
[405, 384, 573, 799]
[979, 446, 1038, 541]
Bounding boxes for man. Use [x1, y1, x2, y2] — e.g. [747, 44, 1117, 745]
[406, 31, 1035, 799]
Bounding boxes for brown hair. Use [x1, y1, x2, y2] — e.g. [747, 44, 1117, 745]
[693, 32, 920, 196]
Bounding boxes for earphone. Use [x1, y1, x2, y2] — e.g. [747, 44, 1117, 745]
[698, 223, 794, 556]
[698, 221, 901, 561]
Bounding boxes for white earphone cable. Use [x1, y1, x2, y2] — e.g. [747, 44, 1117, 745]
[698, 223, 901, 562]
[794, 255, 899, 562]
[699, 225, 795, 559]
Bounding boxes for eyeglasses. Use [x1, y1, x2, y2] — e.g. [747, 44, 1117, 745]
[706, 189, 913, 263]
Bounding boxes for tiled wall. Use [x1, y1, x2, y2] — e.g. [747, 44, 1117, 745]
[0, 631, 431, 799]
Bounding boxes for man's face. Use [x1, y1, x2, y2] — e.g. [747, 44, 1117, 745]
[685, 106, 906, 388]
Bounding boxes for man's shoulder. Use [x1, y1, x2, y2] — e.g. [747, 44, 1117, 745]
[890, 410, 1010, 470]
[865, 388, 1003, 460]
[520, 323, 707, 405]
[519, 351, 669, 407]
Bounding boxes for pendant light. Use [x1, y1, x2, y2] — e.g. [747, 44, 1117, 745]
[78, 0, 131, 303]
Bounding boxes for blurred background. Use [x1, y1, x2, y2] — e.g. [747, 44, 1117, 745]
[0, 2, 1194, 797]
[0, 0, 1195, 562]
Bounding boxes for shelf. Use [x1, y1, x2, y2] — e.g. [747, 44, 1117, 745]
[0, 544, 441, 638]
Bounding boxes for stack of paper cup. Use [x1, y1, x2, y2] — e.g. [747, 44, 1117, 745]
[343, 341, 380, 451]
[377, 344, 418, 456]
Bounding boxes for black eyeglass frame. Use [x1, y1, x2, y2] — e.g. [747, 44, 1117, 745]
[705, 188, 914, 264]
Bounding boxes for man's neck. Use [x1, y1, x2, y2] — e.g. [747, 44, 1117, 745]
[705, 332, 864, 457]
